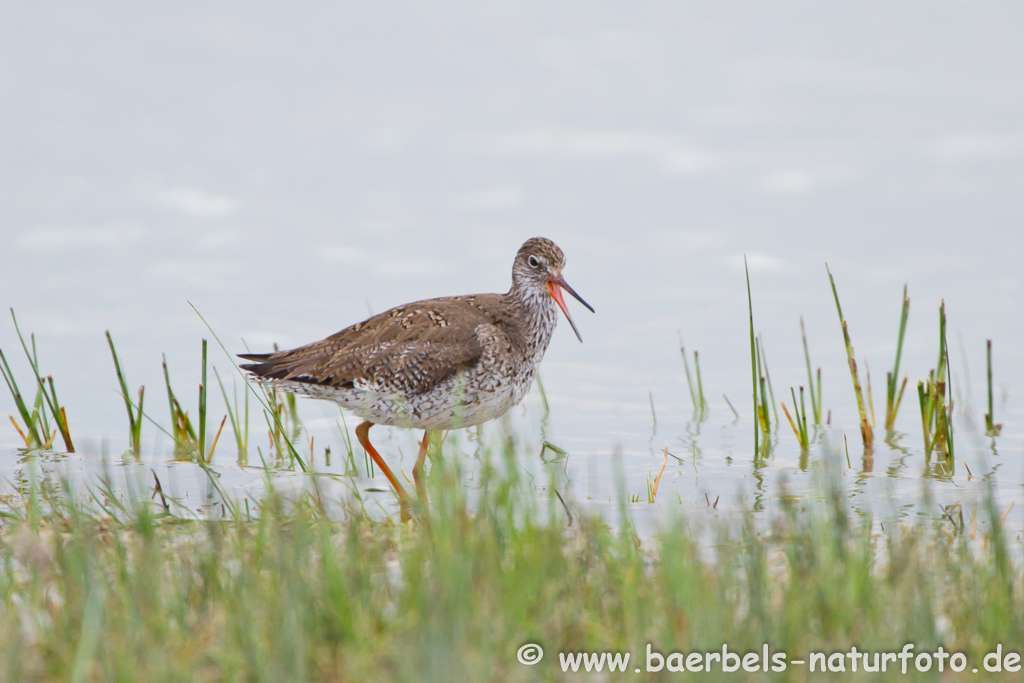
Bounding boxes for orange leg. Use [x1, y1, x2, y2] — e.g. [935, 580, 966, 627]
[413, 430, 433, 504]
[355, 421, 412, 520]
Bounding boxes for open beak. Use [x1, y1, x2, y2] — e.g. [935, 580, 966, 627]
[547, 276, 595, 343]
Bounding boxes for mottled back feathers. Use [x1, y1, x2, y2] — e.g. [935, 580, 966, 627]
[240, 294, 517, 396]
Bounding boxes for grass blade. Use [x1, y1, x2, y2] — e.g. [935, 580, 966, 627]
[9, 310, 74, 452]
[214, 366, 248, 464]
[106, 331, 144, 456]
[0, 347, 43, 447]
[825, 265, 873, 451]
[800, 316, 822, 425]
[199, 339, 207, 462]
[884, 285, 910, 430]
[744, 256, 763, 457]
[984, 339, 1002, 436]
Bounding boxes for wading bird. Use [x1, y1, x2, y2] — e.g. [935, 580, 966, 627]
[240, 237, 593, 519]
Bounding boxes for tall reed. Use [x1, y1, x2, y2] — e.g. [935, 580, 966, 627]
[825, 265, 873, 450]
[679, 339, 707, 418]
[884, 285, 910, 431]
[745, 257, 770, 457]
[917, 301, 954, 463]
[984, 339, 1001, 436]
[799, 316, 823, 425]
[106, 331, 145, 456]
[781, 386, 810, 451]
[3, 310, 74, 452]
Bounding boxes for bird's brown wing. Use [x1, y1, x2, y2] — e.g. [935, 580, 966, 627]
[239, 295, 501, 395]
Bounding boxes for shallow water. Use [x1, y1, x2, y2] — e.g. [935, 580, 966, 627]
[1, 3, 1022, 539]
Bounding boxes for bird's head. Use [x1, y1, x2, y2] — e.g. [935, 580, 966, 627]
[512, 237, 594, 342]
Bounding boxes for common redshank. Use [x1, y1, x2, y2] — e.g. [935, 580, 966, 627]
[239, 237, 592, 517]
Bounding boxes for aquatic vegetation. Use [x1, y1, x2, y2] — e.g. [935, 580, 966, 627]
[0, 310, 73, 453]
[213, 364, 249, 465]
[918, 302, 954, 464]
[800, 316, 824, 426]
[679, 339, 707, 419]
[826, 265, 874, 451]
[744, 256, 771, 458]
[106, 331, 145, 457]
[985, 339, 1002, 437]
[781, 386, 811, 451]
[0, 446, 1020, 681]
[884, 285, 911, 432]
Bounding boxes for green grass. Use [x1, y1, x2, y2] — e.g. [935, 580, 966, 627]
[985, 339, 1002, 437]
[1, 310, 73, 453]
[679, 339, 707, 419]
[884, 285, 911, 432]
[0, 446, 1021, 682]
[213, 364, 250, 465]
[755, 334, 778, 433]
[826, 264, 874, 451]
[745, 256, 770, 458]
[781, 386, 811, 451]
[162, 352, 199, 460]
[918, 301, 954, 465]
[106, 331, 145, 457]
[800, 316, 824, 426]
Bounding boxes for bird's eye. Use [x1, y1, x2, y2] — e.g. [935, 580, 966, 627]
[528, 255, 541, 268]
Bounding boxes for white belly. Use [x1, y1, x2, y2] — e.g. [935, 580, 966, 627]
[272, 372, 531, 430]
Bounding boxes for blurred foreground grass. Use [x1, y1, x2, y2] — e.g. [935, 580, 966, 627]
[0, 439, 1021, 682]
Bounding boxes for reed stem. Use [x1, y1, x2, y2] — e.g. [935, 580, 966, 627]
[825, 265, 873, 450]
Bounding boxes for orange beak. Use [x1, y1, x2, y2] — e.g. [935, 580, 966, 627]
[547, 276, 594, 342]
